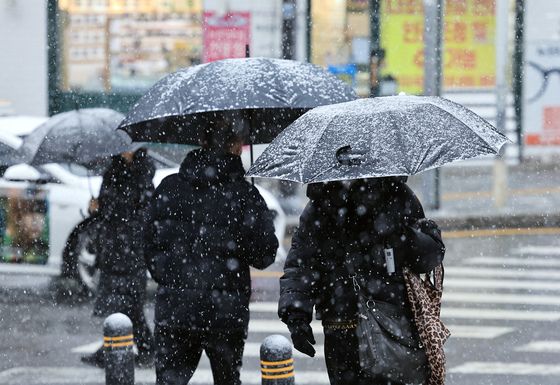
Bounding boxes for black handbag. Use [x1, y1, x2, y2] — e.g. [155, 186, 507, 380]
[353, 275, 428, 384]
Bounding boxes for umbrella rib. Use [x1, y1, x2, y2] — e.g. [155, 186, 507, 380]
[300, 114, 340, 183]
[428, 101, 509, 150]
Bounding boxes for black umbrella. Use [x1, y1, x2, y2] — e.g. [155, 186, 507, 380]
[0, 142, 24, 168]
[20, 108, 131, 166]
[117, 57, 356, 145]
[246, 96, 510, 183]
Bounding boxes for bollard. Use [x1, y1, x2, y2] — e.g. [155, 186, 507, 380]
[260, 335, 295, 385]
[104, 313, 134, 385]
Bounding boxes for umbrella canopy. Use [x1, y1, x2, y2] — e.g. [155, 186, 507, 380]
[246, 96, 510, 184]
[0, 143, 23, 167]
[20, 108, 131, 166]
[118, 57, 356, 145]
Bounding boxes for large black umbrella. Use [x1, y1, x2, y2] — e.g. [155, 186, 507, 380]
[20, 108, 131, 166]
[246, 96, 510, 183]
[117, 57, 356, 145]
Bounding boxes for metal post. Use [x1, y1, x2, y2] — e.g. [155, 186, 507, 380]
[422, 0, 444, 210]
[513, 0, 525, 163]
[104, 313, 134, 385]
[305, 0, 311, 62]
[282, 0, 296, 60]
[493, 0, 509, 208]
[261, 335, 295, 384]
[369, 0, 381, 97]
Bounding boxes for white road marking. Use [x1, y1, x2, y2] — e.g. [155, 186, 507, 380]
[449, 361, 560, 375]
[465, 257, 560, 267]
[71, 341, 101, 354]
[441, 307, 560, 321]
[72, 340, 327, 358]
[444, 277, 560, 291]
[445, 266, 560, 280]
[515, 340, 560, 353]
[0, 366, 330, 384]
[514, 246, 560, 256]
[250, 301, 560, 321]
[446, 325, 513, 339]
[443, 291, 560, 306]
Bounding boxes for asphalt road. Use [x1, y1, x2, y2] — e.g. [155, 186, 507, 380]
[2, 230, 560, 384]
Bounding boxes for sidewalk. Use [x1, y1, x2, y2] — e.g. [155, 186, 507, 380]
[424, 157, 560, 230]
[284, 156, 560, 232]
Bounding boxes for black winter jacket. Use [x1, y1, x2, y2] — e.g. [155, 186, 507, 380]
[144, 148, 278, 333]
[278, 178, 445, 325]
[93, 149, 155, 316]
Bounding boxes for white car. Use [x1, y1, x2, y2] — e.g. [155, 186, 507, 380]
[0, 117, 286, 292]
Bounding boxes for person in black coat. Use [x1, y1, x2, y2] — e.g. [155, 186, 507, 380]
[81, 148, 155, 367]
[278, 177, 445, 385]
[144, 130, 279, 385]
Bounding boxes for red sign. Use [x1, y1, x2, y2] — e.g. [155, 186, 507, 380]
[203, 12, 251, 63]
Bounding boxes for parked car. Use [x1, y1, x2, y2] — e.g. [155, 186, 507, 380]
[0, 118, 287, 293]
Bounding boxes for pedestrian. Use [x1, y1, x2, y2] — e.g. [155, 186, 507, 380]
[144, 126, 279, 385]
[278, 177, 445, 385]
[81, 147, 155, 367]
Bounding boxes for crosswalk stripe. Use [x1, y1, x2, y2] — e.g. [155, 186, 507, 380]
[515, 340, 560, 353]
[447, 325, 513, 339]
[441, 307, 560, 321]
[443, 291, 560, 306]
[449, 362, 560, 375]
[445, 266, 560, 279]
[72, 322, 513, 357]
[250, 302, 560, 321]
[70, 339, 328, 358]
[249, 319, 515, 338]
[444, 277, 560, 291]
[513, 246, 560, 256]
[0, 366, 331, 384]
[465, 256, 560, 267]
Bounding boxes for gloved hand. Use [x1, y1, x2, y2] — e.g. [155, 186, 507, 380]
[412, 218, 443, 244]
[287, 320, 316, 357]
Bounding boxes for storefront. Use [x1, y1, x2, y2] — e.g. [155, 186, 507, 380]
[310, 0, 497, 97]
[49, 0, 303, 114]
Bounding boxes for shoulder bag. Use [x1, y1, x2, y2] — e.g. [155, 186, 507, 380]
[352, 275, 429, 384]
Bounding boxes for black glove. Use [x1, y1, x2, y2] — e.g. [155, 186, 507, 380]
[287, 320, 316, 357]
[413, 218, 443, 243]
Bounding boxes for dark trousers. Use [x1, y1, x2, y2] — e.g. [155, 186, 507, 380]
[129, 306, 153, 354]
[324, 327, 404, 385]
[155, 326, 245, 385]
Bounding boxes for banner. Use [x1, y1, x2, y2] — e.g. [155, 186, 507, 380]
[380, 0, 496, 94]
[203, 11, 251, 63]
[0, 187, 49, 265]
[523, 0, 560, 146]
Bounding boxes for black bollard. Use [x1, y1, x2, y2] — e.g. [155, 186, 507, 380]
[260, 335, 295, 385]
[104, 313, 134, 385]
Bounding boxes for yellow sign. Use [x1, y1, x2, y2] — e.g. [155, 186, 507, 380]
[380, 0, 496, 94]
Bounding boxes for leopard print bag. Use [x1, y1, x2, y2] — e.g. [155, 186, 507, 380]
[403, 265, 450, 385]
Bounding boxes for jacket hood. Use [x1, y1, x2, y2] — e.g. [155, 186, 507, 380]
[179, 148, 245, 185]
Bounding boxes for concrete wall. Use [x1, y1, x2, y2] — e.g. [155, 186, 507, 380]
[0, 1, 48, 117]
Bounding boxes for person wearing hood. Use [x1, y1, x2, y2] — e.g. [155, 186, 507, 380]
[278, 177, 445, 385]
[81, 147, 156, 367]
[144, 124, 279, 385]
